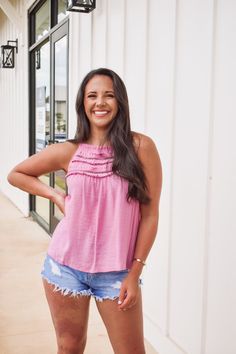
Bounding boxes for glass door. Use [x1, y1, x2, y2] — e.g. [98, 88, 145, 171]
[30, 21, 68, 234]
[29, 1, 69, 234]
[50, 22, 68, 231]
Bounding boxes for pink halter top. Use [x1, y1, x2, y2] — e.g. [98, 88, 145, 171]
[47, 143, 141, 273]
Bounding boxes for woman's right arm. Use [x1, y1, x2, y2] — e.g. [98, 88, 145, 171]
[7, 142, 77, 213]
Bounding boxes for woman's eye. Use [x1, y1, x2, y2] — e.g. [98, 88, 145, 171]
[87, 94, 115, 99]
[88, 95, 96, 98]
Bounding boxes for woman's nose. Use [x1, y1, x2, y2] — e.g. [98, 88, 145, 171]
[96, 96, 106, 106]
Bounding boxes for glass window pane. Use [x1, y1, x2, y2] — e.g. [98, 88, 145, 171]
[54, 35, 67, 141]
[53, 35, 68, 221]
[35, 0, 50, 42]
[54, 170, 66, 220]
[35, 176, 50, 224]
[35, 42, 50, 151]
[58, 0, 69, 22]
[35, 41, 50, 224]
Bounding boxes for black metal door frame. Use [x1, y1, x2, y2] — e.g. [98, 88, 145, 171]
[28, 1, 69, 234]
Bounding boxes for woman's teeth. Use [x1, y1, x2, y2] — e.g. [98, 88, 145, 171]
[94, 111, 108, 117]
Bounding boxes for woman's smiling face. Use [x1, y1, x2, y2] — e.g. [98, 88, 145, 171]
[83, 75, 118, 131]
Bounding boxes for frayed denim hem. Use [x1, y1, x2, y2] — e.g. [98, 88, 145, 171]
[94, 295, 119, 302]
[42, 275, 122, 302]
[94, 279, 143, 302]
[42, 275, 92, 298]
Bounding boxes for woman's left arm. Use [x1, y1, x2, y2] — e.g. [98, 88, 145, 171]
[118, 135, 162, 310]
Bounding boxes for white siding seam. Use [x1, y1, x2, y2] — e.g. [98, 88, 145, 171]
[89, 15, 92, 71]
[104, 0, 108, 67]
[91, 12, 94, 69]
[123, 0, 127, 80]
[166, 0, 178, 338]
[143, 0, 150, 133]
[200, 1, 217, 354]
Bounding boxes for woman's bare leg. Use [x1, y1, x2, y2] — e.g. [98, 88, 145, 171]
[43, 279, 91, 354]
[96, 288, 145, 354]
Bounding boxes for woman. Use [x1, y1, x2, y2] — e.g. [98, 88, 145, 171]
[8, 68, 162, 354]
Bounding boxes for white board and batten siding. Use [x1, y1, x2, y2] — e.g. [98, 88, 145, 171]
[61, 1, 236, 353]
[0, 0, 29, 215]
[0, 1, 235, 353]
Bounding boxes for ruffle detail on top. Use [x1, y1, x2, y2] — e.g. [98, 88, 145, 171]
[66, 143, 114, 178]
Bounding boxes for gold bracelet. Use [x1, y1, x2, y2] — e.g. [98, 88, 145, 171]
[133, 258, 146, 266]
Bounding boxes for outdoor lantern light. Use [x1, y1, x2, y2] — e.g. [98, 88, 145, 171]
[67, 0, 96, 13]
[1, 39, 18, 69]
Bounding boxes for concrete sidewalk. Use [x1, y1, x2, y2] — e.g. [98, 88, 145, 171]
[0, 193, 157, 354]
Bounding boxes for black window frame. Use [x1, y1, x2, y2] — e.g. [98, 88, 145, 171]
[28, 0, 64, 47]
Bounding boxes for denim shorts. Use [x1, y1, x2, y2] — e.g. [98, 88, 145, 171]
[41, 254, 141, 302]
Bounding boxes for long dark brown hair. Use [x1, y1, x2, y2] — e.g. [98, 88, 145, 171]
[71, 68, 150, 204]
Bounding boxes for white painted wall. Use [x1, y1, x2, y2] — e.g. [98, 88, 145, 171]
[204, 1, 236, 353]
[0, 0, 29, 215]
[0, 1, 235, 353]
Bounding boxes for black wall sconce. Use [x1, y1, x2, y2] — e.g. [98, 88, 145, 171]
[67, 0, 96, 13]
[1, 39, 18, 69]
